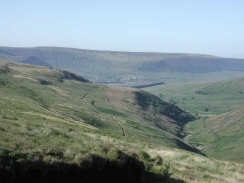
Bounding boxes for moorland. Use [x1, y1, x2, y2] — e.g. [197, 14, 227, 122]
[1, 47, 244, 182]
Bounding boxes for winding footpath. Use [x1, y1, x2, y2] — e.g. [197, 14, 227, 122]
[112, 117, 126, 137]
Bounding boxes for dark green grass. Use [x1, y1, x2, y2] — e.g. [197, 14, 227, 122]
[96, 107, 128, 118]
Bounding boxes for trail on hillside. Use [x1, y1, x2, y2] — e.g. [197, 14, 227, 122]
[202, 116, 208, 129]
[106, 96, 110, 104]
[113, 117, 126, 137]
[30, 109, 97, 129]
[81, 85, 102, 113]
[82, 93, 89, 99]
[105, 92, 126, 137]
[82, 85, 102, 102]
[210, 131, 220, 149]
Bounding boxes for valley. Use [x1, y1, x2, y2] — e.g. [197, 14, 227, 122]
[1, 49, 244, 182]
[2, 1, 244, 182]
[144, 78, 244, 163]
[0, 60, 197, 182]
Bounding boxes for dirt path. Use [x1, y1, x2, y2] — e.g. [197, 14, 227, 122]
[82, 93, 89, 99]
[106, 96, 110, 104]
[105, 90, 125, 137]
[112, 117, 126, 137]
[81, 85, 102, 113]
[211, 131, 220, 149]
[40, 109, 97, 129]
[202, 116, 208, 129]
[82, 85, 102, 101]
[117, 121, 126, 137]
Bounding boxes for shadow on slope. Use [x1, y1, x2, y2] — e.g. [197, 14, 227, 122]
[58, 70, 90, 83]
[134, 91, 195, 125]
[0, 151, 184, 183]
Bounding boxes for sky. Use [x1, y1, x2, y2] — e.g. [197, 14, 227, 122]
[1, 0, 244, 58]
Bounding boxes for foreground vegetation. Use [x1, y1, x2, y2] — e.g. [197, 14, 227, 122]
[1, 60, 244, 182]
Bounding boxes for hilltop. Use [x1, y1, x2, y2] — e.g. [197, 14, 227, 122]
[1, 46, 244, 86]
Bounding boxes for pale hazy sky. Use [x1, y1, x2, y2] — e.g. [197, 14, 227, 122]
[1, 0, 244, 58]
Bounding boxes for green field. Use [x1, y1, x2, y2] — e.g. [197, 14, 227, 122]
[144, 80, 244, 115]
[185, 107, 244, 162]
[144, 79, 244, 163]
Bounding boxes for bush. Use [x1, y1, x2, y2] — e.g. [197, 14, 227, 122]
[38, 79, 51, 85]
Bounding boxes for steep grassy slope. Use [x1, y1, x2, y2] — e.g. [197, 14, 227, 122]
[0, 60, 196, 150]
[1, 46, 244, 85]
[0, 60, 193, 182]
[144, 79, 244, 163]
[1, 60, 244, 182]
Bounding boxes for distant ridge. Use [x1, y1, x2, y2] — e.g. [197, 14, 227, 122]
[0, 49, 15, 56]
[1, 46, 244, 85]
[20, 56, 53, 67]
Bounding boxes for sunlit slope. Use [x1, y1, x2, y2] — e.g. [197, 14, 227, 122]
[1, 60, 244, 182]
[147, 146, 244, 183]
[144, 78, 244, 162]
[186, 107, 244, 163]
[2, 46, 244, 85]
[0, 60, 196, 153]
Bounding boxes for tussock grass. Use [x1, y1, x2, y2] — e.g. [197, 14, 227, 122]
[148, 148, 244, 183]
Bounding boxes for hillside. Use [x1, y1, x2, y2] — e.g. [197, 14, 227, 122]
[144, 78, 244, 163]
[1, 60, 244, 182]
[1, 46, 244, 86]
[144, 78, 244, 116]
[0, 60, 194, 182]
[185, 107, 244, 163]
[0, 60, 195, 148]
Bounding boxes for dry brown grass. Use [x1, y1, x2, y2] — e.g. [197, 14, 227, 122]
[148, 147, 244, 183]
